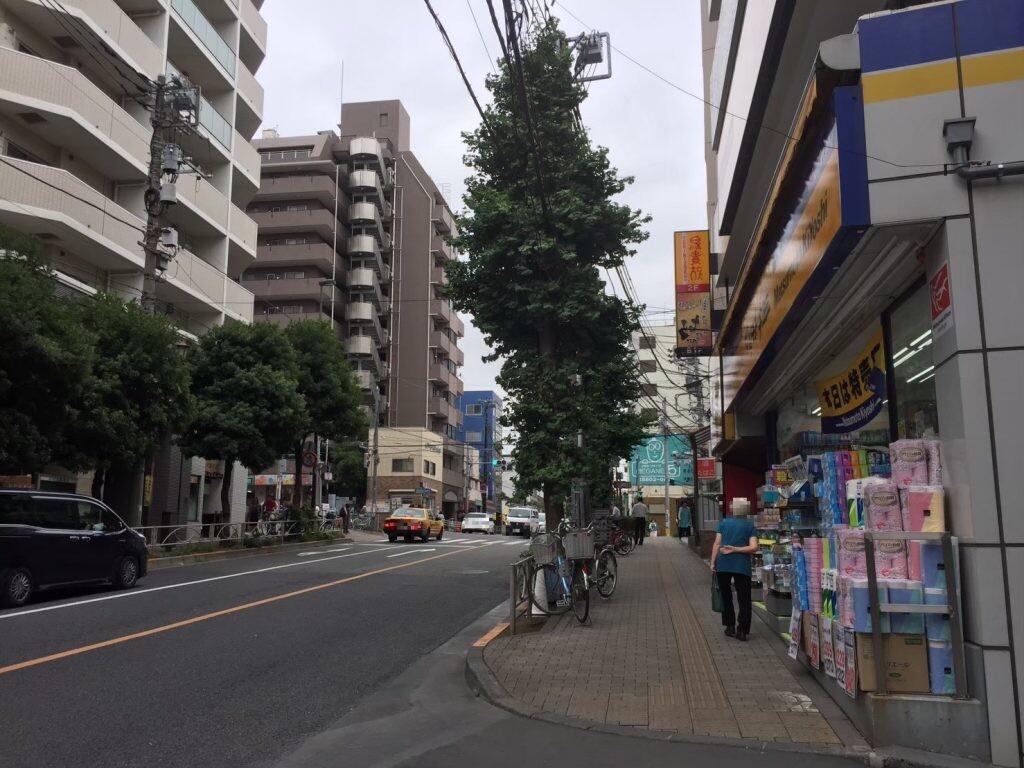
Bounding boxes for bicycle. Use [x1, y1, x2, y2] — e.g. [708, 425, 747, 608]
[566, 520, 618, 599]
[609, 524, 635, 557]
[528, 526, 589, 624]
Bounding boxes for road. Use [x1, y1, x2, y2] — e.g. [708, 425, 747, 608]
[0, 534, 859, 768]
[0, 534, 519, 768]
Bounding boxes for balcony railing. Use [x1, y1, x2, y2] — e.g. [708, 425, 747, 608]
[171, 0, 237, 74]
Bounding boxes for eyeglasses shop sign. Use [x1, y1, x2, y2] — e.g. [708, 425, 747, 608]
[629, 436, 694, 486]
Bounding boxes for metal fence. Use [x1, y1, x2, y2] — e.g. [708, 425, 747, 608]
[509, 556, 534, 635]
[135, 519, 341, 549]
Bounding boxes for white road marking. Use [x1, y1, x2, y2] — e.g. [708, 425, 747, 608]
[297, 547, 351, 557]
[386, 548, 436, 558]
[503, 540, 526, 546]
[0, 546, 394, 621]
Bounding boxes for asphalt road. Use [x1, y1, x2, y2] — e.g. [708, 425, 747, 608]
[0, 534, 521, 768]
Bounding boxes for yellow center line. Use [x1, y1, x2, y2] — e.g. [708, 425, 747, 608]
[0, 548, 472, 676]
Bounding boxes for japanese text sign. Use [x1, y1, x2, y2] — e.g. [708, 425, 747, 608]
[816, 327, 886, 434]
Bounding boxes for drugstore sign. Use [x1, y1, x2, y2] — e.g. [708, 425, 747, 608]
[629, 435, 694, 488]
[718, 83, 870, 412]
[816, 327, 887, 434]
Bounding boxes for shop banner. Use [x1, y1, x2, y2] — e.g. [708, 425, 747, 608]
[816, 327, 886, 434]
[844, 631, 858, 698]
[788, 608, 802, 660]
[821, 616, 837, 678]
[628, 435, 694, 488]
[674, 230, 713, 357]
[696, 458, 720, 480]
[809, 618, 821, 669]
[834, 625, 848, 690]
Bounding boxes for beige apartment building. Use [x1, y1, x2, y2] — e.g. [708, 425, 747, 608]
[0, 0, 267, 524]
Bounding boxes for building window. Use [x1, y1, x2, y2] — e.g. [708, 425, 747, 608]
[466, 431, 483, 444]
[423, 460, 436, 476]
[886, 282, 939, 439]
[284, 270, 305, 279]
[379, 112, 389, 127]
[466, 404, 483, 416]
[281, 305, 302, 314]
[638, 336, 657, 350]
[639, 360, 657, 373]
[642, 383, 659, 397]
[391, 458, 413, 472]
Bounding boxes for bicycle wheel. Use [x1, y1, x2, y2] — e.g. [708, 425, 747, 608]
[595, 548, 617, 598]
[612, 531, 632, 557]
[527, 563, 574, 615]
[571, 564, 589, 623]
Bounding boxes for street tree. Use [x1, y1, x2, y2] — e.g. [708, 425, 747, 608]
[329, 444, 368, 504]
[183, 322, 307, 521]
[446, 19, 650, 525]
[0, 234, 94, 474]
[61, 293, 194, 501]
[284, 320, 367, 508]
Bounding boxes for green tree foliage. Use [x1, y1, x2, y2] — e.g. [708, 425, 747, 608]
[183, 322, 307, 519]
[61, 294, 194, 496]
[284, 320, 367, 507]
[329, 444, 367, 502]
[446, 20, 650, 523]
[0, 236, 94, 474]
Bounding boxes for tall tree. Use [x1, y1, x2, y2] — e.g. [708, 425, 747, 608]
[0, 234, 95, 474]
[284, 320, 367, 508]
[59, 293, 194, 500]
[183, 323, 306, 520]
[446, 19, 650, 525]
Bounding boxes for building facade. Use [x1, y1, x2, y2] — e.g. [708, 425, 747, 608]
[0, 0, 267, 524]
[701, 0, 1024, 763]
[457, 390, 502, 514]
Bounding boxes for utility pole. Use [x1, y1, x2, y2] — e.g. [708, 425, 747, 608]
[370, 389, 381, 517]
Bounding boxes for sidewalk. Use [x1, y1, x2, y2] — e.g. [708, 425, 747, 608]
[478, 537, 867, 752]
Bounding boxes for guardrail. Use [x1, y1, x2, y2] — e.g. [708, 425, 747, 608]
[509, 556, 534, 635]
[135, 519, 341, 549]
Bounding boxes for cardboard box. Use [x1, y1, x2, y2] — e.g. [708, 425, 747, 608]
[856, 633, 930, 693]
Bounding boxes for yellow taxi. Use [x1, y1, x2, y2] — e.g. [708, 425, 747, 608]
[383, 506, 444, 543]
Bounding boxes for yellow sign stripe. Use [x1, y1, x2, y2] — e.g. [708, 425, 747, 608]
[472, 622, 510, 647]
[862, 59, 959, 103]
[0, 548, 470, 676]
[962, 48, 1024, 89]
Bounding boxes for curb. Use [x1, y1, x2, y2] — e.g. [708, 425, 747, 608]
[148, 536, 351, 570]
[464, 644, 881, 763]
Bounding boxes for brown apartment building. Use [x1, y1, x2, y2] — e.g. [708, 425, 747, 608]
[247, 100, 467, 516]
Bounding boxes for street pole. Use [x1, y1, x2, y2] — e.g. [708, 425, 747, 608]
[662, 397, 670, 537]
[141, 75, 168, 316]
[370, 388, 381, 518]
[691, 430, 700, 548]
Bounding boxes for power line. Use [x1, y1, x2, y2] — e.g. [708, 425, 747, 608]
[555, 1, 950, 171]
[422, 0, 494, 133]
[466, 0, 498, 74]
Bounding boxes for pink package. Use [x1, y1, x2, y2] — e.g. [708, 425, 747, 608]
[902, 485, 946, 533]
[925, 440, 943, 485]
[907, 541, 923, 581]
[890, 440, 929, 486]
[837, 530, 868, 578]
[874, 539, 909, 579]
[864, 482, 903, 531]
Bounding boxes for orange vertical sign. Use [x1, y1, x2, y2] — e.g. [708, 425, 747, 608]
[674, 230, 712, 356]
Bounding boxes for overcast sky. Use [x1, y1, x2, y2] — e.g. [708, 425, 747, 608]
[258, 0, 707, 395]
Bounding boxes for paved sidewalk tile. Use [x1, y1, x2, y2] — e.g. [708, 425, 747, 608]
[482, 538, 860, 748]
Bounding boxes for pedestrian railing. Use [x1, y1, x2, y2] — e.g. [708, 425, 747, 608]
[509, 556, 534, 635]
[135, 519, 341, 550]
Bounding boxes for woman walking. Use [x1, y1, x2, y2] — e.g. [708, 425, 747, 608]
[710, 506, 758, 641]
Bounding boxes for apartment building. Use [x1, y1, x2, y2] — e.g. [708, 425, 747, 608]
[456, 390, 502, 515]
[0, 0, 267, 524]
[700, 0, 1024, 763]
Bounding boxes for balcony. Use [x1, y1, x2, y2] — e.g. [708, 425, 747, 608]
[170, 0, 236, 79]
[228, 203, 258, 273]
[248, 208, 338, 241]
[430, 330, 455, 356]
[349, 202, 385, 242]
[249, 275, 342, 308]
[430, 265, 448, 286]
[173, 174, 230, 235]
[349, 169, 383, 199]
[430, 299, 453, 325]
[429, 396, 457, 421]
[255, 242, 337, 275]
[346, 267, 384, 305]
[451, 313, 465, 338]
[257, 174, 343, 209]
[238, 0, 267, 72]
[0, 157, 146, 273]
[161, 248, 253, 323]
[349, 137, 384, 168]
[451, 343, 464, 367]
[232, 130, 261, 202]
[0, 47, 149, 182]
[346, 335, 375, 357]
[354, 369, 375, 391]
[432, 205, 454, 234]
[6, 0, 164, 80]
[235, 61, 264, 140]
[346, 302, 386, 342]
[347, 234, 387, 277]
[431, 234, 452, 261]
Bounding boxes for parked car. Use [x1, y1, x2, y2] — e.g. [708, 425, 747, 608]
[507, 506, 541, 537]
[532, 513, 547, 535]
[383, 507, 444, 542]
[461, 512, 494, 535]
[0, 490, 148, 608]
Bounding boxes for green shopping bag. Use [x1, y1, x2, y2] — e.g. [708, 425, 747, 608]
[711, 575, 724, 613]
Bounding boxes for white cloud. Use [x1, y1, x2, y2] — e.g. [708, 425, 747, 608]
[258, 0, 707, 395]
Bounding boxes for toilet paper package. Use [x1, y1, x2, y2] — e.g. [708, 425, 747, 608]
[888, 579, 925, 634]
[925, 440, 943, 485]
[901, 485, 946, 533]
[864, 482, 903, 532]
[851, 578, 890, 633]
[928, 640, 956, 695]
[925, 588, 952, 642]
[920, 543, 948, 589]
[890, 440, 929, 486]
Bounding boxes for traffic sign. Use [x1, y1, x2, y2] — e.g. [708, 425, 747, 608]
[302, 451, 317, 468]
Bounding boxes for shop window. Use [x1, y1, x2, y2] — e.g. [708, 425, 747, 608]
[886, 282, 939, 438]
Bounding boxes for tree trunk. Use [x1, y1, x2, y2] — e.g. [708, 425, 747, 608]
[220, 459, 234, 523]
[543, 481, 561, 533]
[294, 442, 304, 509]
[91, 466, 105, 501]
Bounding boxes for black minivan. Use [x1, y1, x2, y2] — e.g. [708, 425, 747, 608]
[0, 490, 148, 608]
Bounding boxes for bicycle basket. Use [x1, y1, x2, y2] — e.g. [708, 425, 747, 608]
[530, 534, 559, 566]
[563, 530, 594, 561]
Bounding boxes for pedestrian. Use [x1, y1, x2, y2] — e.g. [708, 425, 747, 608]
[341, 503, 349, 533]
[678, 504, 692, 540]
[710, 506, 758, 641]
[630, 496, 648, 546]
